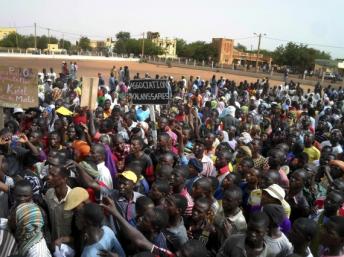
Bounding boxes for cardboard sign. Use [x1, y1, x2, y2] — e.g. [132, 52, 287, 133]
[80, 77, 98, 110]
[0, 66, 38, 108]
[129, 79, 171, 105]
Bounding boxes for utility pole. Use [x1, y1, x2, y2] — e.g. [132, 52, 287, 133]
[254, 33, 266, 72]
[48, 28, 50, 44]
[34, 22, 37, 50]
[15, 28, 18, 49]
[62, 34, 64, 49]
[250, 44, 253, 69]
[141, 32, 145, 59]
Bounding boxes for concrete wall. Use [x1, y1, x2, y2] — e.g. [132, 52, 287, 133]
[0, 53, 140, 62]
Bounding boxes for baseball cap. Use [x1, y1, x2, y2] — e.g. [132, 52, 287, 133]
[64, 187, 89, 211]
[119, 170, 137, 184]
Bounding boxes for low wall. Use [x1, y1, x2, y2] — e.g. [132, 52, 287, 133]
[0, 53, 140, 62]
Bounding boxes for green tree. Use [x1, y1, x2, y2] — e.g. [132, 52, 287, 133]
[114, 38, 163, 56]
[143, 39, 164, 56]
[78, 37, 91, 51]
[126, 39, 140, 55]
[272, 42, 331, 72]
[176, 38, 187, 56]
[37, 35, 48, 49]
[259, 49, 273, 57]
[186, 41, 217, 61]
[0, 32, 17, 47]
[235, 43, 247, 52]
[49, 36, 58, 44]
[59, 39, 72, 50]
[116, 31, 130, 40]
[20, 35, 35, 49]
[114, 39, 127, 54]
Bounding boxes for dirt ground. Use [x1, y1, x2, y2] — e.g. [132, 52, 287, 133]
[0, 57, 313, 89]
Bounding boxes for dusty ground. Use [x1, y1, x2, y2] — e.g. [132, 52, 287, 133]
[0, 57, 314, 89]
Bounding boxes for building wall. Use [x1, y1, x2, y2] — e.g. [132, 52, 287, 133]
[0, 28, 17, 40]
[47, 44, 59, 51]
[89, 40, 106, 49]
[212, 38, 234, 65]
[212, 37, 272, 66]
[152, 37, 177, 58]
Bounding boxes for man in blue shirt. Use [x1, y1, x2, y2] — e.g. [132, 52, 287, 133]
[81, 202, 125, 257]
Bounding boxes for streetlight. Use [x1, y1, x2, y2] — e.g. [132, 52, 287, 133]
[254, 33, 266, 72]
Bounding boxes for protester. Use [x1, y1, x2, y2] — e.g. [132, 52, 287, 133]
[1, 64, 344, 257]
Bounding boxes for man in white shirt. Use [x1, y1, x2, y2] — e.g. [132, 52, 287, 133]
[91, 144, 113, 189]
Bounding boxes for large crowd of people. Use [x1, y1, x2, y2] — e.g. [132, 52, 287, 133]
[1, 61, 344, 257]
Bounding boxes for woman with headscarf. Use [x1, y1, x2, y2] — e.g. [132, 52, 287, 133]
[217, 101, 225, 117]
[9, 180, 51, 257]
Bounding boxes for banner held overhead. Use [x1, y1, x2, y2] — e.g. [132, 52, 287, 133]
[129, 79, 171, 105]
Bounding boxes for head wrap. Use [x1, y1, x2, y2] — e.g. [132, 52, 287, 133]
[15, 202, 44, 255]
[73, 140, 91, 158]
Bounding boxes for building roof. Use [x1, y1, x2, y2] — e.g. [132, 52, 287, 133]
[315, 59, 338, 68]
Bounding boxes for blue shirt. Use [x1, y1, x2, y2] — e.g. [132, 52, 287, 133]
[81, 226, 125, 257]
[136, 108, 150, 122]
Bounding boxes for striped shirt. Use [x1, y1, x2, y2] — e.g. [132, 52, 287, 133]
[180, 188, 194, 216]
[0, 226, 17, 257]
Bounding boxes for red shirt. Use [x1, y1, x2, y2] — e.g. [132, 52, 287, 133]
[73, 114, 87, 125]
[218, 165, 230, 175]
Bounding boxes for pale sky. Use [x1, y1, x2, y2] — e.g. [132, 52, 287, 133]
[1, 0, 344, 58]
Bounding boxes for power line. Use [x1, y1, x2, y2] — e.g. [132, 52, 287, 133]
[232, 36, 256, 41]
[6, 25, 33, 29]
[264, 36, 344, 50]
[7, 23, 344, 52]
[37, 25, 113, 40]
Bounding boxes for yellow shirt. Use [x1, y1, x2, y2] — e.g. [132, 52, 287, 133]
[303, 146, 321, 163]
[74, 87, 82, 97]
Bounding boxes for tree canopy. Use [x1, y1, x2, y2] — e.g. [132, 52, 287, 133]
[114, 38, 164, 56]
[0, 32, 71, 50]
[176, 39, 217, 61]
[78, 37, 91, 51]
[272, 42, 331, 71]
[116, 31, 131, 41]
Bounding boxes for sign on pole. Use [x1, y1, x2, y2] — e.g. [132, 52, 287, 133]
[129, 79, 171, 105]
[129, 79, 171, 146]
[80, 77, 98, 110]
[0, 66, 38, 108]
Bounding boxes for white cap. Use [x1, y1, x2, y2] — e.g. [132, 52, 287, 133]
[13, 108, 24, 114]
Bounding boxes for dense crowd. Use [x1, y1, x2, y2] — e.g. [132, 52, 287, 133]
[1, 61, 344, 257]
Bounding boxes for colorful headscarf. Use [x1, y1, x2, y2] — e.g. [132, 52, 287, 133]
[51, 87, 62, 101]
[15, 202, 44, 255]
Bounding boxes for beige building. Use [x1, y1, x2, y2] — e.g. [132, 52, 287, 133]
[314, 59, 344, 75]
[147, 32, 177, 58]
[0, 27, 17, 40]
[89, 40, 106, 49]
[89, 38, 115, 52]
[105, 38, 115, 51]
[212, 37, 271, 67]
[43, 44, 66, 54]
